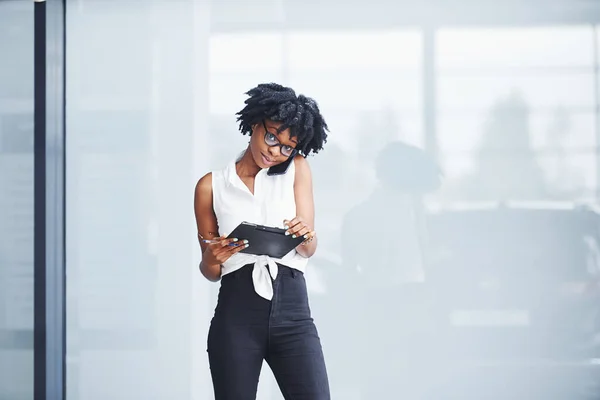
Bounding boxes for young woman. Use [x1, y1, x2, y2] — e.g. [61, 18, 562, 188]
[194, 83, 330, 400]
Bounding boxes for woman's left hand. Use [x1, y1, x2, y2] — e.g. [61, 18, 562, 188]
[283, 217, 316, 246]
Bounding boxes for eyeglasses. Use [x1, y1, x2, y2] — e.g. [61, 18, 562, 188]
[263, 121, 297, 158]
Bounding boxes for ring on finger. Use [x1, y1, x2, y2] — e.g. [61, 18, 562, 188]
[303, 231, 315, 243]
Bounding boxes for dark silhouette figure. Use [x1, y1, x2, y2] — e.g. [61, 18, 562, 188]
[339, 141, 442, 399]
[458, 91, 547, 201]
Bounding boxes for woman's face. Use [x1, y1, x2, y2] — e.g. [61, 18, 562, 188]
[250, 119, 298, 169]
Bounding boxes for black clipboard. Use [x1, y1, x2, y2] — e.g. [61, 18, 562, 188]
[227, 221, 305, 259]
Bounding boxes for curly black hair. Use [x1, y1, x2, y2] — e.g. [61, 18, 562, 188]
[236, 83, 328, 157]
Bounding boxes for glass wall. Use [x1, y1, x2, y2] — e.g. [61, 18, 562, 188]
[65, 1, 212, 399]
[62, 1, 600, 399]
[0, 1, 35, 399]
[436, 26, 599, 202]
[206, 21, 600, 400]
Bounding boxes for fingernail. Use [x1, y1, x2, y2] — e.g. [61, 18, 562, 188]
[244, 244, 249, 248]
[292, 234, 297, 239]
[303, 234, 308, 239]
[243, 239, 249, 244]
[232, 238, 238, 242]
[284, 225, 289, 230]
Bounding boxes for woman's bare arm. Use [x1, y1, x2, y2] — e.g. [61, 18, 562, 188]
[292, 155, 318, 258]
[194, 173, 222, 281]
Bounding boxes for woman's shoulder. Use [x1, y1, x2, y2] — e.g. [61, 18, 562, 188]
[195, 172, 213, 197]
[292, 154, 311, 175]
[291, 155, 314, 189]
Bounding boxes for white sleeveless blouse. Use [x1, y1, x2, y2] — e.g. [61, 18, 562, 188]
[211, 155, 308, 300]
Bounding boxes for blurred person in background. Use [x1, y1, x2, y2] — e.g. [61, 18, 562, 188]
[341, 141, 442, 398]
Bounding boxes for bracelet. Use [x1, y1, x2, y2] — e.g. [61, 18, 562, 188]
[198, 232, 219, 239]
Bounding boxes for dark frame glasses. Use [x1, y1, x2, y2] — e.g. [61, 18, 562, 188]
[262, 120, 298, 158]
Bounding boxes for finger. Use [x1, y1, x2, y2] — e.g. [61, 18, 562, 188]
[218, 237, 240, 247]
[210, 237, 240, 256]
[291, 226, 311, 239]
[227, 240, 249, 254]
[283, 217, 302, 231]
[286, 216, 303, 226]
[284, 217, 304, 236]
[214, 240, 248, 263]
[219, 244, 246, 262]
[202, 235, 228, 246]
[301, 230, 316, 245]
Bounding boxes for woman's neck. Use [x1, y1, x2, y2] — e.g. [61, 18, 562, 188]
[235, 147, 261, 178]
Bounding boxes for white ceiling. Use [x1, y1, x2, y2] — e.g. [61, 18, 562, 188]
[209, 0, 600, 32]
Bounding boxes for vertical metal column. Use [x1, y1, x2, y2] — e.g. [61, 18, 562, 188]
[34, 0, 66, 399]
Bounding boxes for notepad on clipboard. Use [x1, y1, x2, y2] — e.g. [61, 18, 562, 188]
[226, 221, 305, 259]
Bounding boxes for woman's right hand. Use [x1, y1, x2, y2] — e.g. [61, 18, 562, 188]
[201, 236, 249, 268]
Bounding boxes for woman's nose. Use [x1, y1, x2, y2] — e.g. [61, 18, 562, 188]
[268, 146, 280, 157]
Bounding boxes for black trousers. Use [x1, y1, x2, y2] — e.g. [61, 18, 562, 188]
[207, 263, 330, 400]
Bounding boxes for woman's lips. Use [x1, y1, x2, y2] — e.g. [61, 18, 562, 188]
[261, 153, 275, 166]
